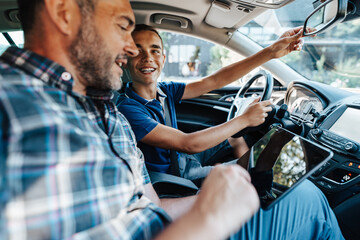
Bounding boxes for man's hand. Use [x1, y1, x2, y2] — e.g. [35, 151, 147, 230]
[241, 98, 273, 128]
[267, 26, 315, 59]
[191, 165, 260, 239]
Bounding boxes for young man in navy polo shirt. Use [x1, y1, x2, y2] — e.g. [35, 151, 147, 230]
[116, 24, 304, 180]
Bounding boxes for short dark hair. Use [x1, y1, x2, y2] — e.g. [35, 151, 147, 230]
[17, 0, 97, 35]
[133, 24, 164, 49]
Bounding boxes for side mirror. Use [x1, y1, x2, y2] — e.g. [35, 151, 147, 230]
[303, 0, 348, 36]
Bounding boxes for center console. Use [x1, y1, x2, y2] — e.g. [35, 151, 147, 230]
[308, 103, 360, 192]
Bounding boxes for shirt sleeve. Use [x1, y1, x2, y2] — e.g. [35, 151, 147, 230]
[137, 148, 151, 184]
[0, 102, 7, 172]
[0, 102, 9, 238]
[117, 100, 159, 142]
[160, 81, 186, 103]
[71, 202, 169, 240]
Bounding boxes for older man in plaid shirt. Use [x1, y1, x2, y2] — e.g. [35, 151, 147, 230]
[0, 0, 344, 239]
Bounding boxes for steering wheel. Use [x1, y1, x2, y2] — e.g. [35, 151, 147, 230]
[227, 70, 274, 121]
[227, 70, 274, 138]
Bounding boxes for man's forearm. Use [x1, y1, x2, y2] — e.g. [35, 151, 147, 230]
[210, 47, 273, 90]
[144, 183, 197, 221]
[155, 206, 222, 240]
[160, 195, 197, 221]
[180, 115, 250, 154]
[156, 165, 260, 240]
[182, 48, 273, 100]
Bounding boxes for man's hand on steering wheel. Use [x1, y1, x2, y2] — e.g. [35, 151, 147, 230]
[227, 70, 275, 139]
[241, 98, 273, 128]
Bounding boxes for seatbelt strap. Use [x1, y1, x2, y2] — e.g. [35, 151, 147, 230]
[163, 98, 181, 177]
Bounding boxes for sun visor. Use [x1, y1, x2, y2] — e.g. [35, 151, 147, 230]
[205, 1, 256, 28]
[231, 0, 294, 9]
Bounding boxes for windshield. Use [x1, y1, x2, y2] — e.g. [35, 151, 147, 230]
[239, 0, 360, 89]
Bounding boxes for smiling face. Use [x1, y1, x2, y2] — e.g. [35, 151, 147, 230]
[69, 0, 138, 91]
[127, 30, 166, 86]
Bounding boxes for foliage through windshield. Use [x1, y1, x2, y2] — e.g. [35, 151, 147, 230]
[239, 0, 360, 89]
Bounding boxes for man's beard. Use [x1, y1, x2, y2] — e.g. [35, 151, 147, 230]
[69, 17, 122, 91]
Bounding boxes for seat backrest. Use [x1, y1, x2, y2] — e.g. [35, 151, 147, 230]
[119, 67, 132, 93]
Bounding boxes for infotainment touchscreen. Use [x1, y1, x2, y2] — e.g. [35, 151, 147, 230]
[237, 126, 333, 209]
[329, 107, 360, 143]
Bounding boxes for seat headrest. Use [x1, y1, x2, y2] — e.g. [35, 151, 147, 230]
[121, 67, 132, 85]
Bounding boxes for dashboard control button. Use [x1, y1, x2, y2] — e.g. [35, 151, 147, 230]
[316, 129, 360, 154]
[344, 142, 358, 153]
[343, 162, 360, 170]
[317, 180, 335, 189]
[325, 168, 359, 184]
[313, 161, 332, 177]
[312, 129, 323, 137]
[325, 182, 335, 189]
[317, 181, 326, 187]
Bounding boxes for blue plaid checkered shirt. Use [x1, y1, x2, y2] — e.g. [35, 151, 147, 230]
[0, 47, 170, 239]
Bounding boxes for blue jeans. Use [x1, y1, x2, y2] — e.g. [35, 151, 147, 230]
[231, 180, 344, 240]
[178, 140, 236, 180]
[179, 144, 343, 239]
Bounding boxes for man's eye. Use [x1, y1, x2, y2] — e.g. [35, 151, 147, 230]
[117, 24, 127, 31]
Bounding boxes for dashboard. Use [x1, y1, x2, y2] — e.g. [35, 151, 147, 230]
[186, 79, 360, 238]
[285, 82, 360, 195]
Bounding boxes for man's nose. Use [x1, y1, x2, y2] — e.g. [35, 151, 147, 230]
[125, 37, 139, 57]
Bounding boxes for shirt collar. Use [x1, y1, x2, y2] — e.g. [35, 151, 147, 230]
[86, 88, 114, 101]
[0, 47, 74, 93]
[124, 82, 167, 105]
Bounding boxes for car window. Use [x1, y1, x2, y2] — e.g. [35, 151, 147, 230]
[159, 31, 265, 87]
[0, 31, 24, 54]
[8, 31, 24, 47]
[0, 33, 10, 54]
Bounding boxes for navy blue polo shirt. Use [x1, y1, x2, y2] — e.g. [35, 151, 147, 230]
[116, 81, 186, 173]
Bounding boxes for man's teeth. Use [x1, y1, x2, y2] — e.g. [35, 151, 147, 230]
[140, 68, 155, 73]
[116, 62, 123, 67]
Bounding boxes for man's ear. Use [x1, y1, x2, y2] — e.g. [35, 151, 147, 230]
[43, 0, 80, 36]
[162, 54, 166, 65]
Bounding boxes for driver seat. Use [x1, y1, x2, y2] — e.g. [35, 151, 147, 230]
[117, 68, 199, 197]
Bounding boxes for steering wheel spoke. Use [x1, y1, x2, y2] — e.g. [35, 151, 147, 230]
[233, 97, 259, 117]
[227, 70, 274, 138]
[227, 70, 273, 121]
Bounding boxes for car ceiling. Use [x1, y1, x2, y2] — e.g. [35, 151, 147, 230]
[0, 0, 295, 43]
[131, 0, 264, 45]
[0, 0, 303, 85]
[0, 0, 20, 32]
[129, 0, 305, 86]
[131, 0, 296, 45]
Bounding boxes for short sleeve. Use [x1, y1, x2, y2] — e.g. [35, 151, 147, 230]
[159, 82, 186, 103]
[116, 100, 159, 142]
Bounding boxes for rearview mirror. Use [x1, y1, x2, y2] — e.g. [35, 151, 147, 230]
[303, 0, 348, 36]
